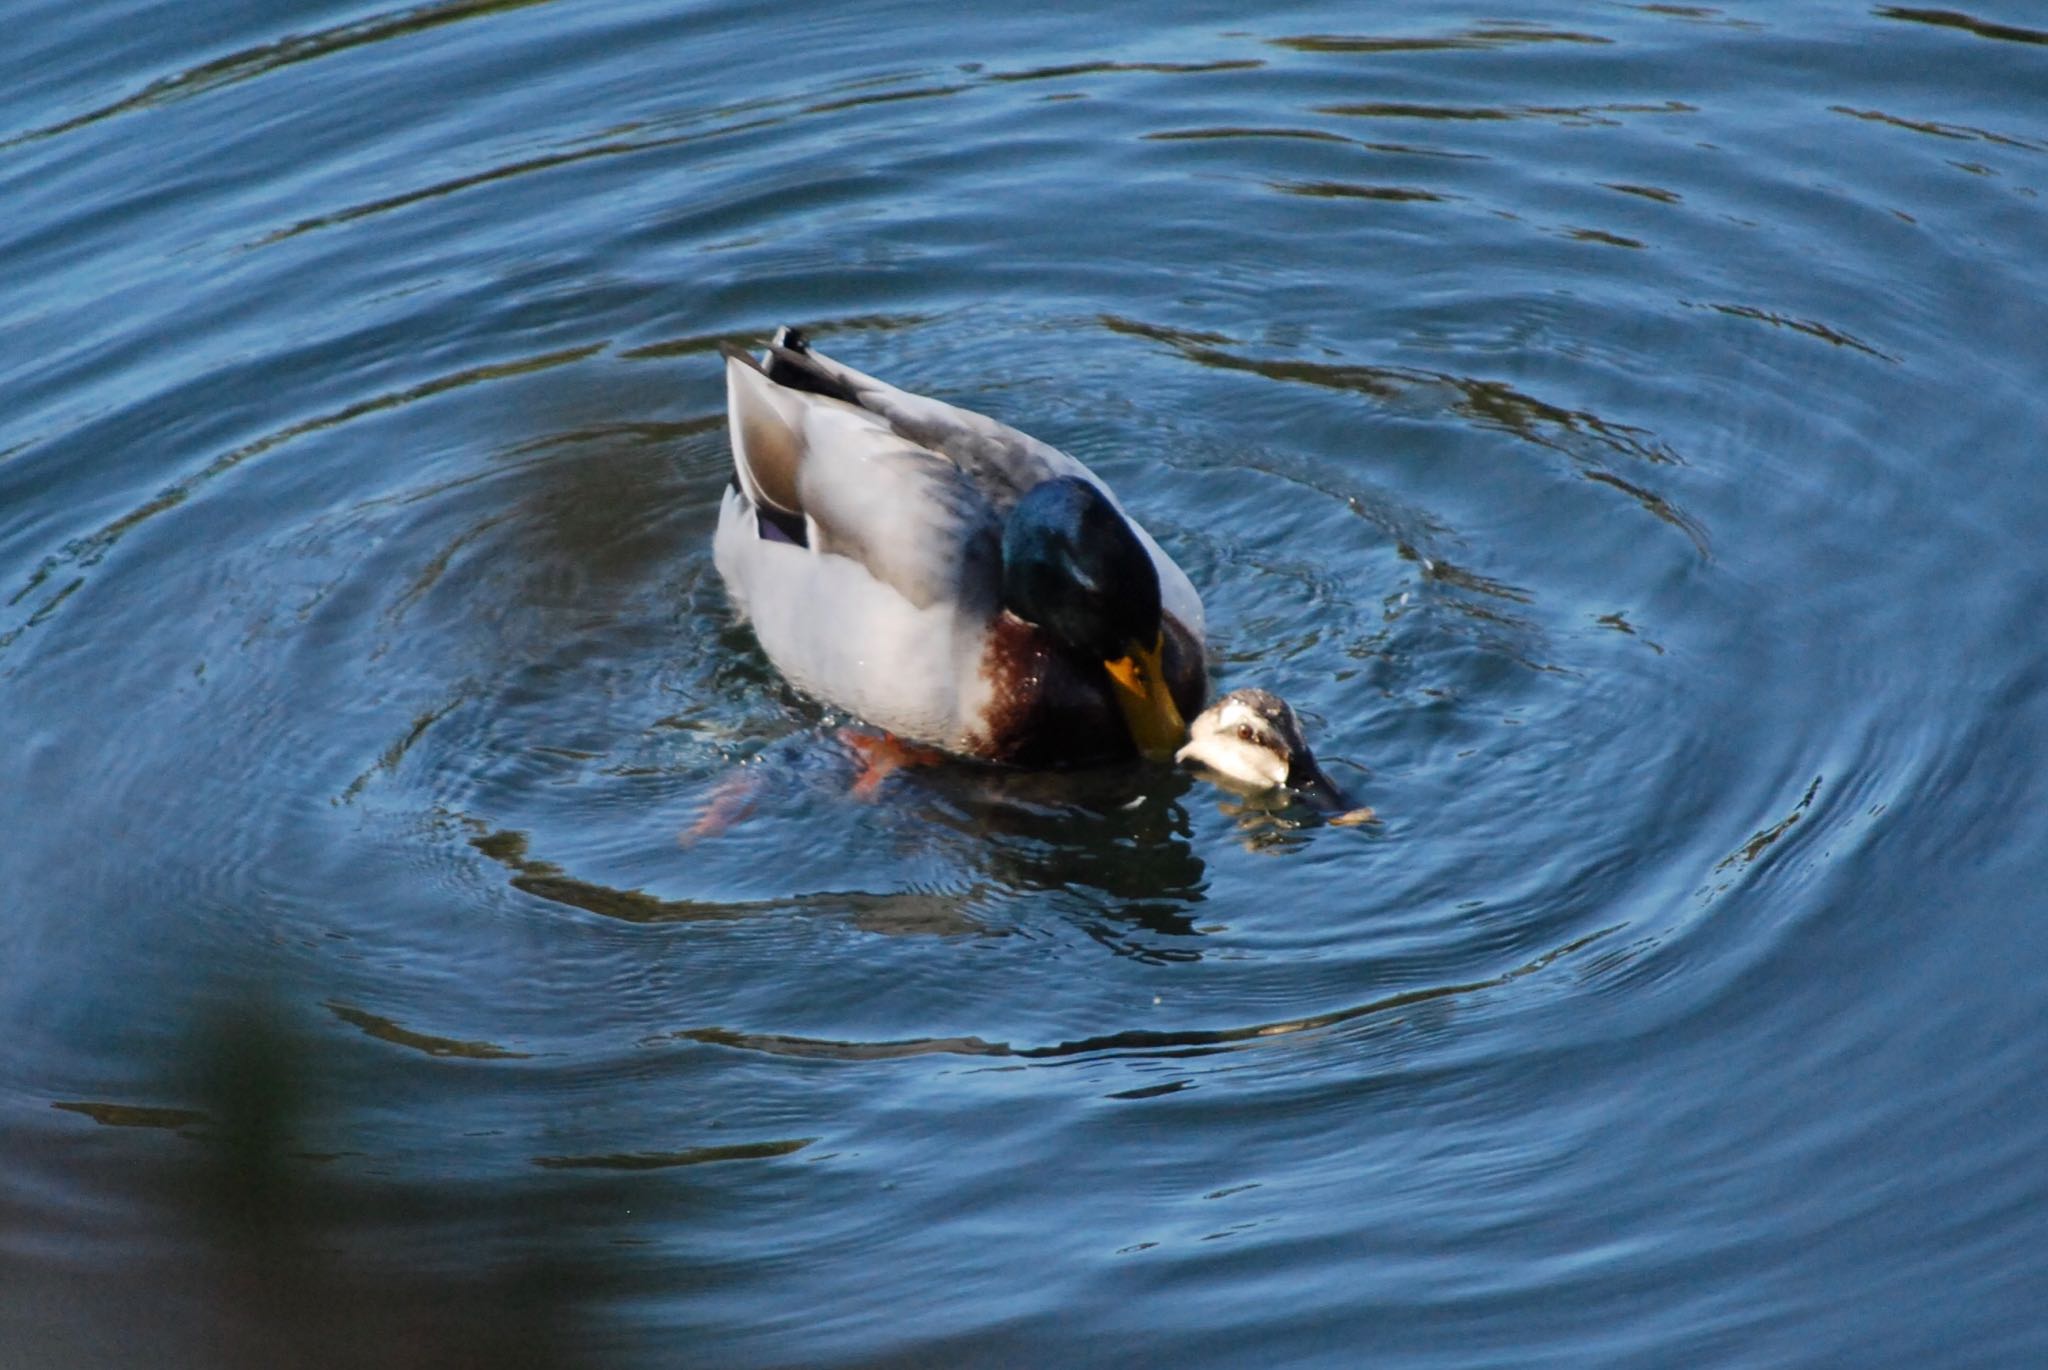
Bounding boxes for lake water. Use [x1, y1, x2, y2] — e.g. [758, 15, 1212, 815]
[4, 1, 2046, 1365]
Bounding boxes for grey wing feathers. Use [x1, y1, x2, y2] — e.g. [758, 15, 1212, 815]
[798, 428, 1002, 612]
[728, 326, 1205, 649]
[725, 343, 1001, 612]
[768, 337, 1081, 513]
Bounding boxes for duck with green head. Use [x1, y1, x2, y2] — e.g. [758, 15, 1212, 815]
[715, 327, 1205, 766]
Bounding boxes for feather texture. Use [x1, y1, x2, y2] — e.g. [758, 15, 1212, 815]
[716, 328, 1206, 764]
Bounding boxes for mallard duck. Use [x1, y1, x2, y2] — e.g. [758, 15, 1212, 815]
[1176, 688, 1360, 815]
[716, 327, 1205, 766]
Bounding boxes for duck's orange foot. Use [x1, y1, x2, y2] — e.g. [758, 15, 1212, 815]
[680, 768, 763, 845]
[838, 728, 948, 799]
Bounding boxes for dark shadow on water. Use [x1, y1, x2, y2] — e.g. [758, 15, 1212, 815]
[926, 763, 1215, 960]
[926, 763, 1208, 885]
[26, 997, 612, 1370]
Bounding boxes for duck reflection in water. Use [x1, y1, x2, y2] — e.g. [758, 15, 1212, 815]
[683, 722, 1212, 950]
[688, 686, 1371, 881]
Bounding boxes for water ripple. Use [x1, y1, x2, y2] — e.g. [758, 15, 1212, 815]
[0, 343, 604, 655]
[5, 0, 2045, 1362]
[678, 924, 1618, 1066]
[1876, 6, 2048, 46]
[1099, 314, 1709, 552]
[0, 0, 558, 152]
[1269, 25, 1614, 54]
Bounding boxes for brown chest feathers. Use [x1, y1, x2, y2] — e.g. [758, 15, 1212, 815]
[968, 611, 1206, 767]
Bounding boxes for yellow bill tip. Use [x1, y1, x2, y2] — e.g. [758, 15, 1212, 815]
[1105, 634, 1186, 762]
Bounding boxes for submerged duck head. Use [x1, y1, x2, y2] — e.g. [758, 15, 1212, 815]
[1001, 476, 1185, 760]
[1176, 688, 1352, 812]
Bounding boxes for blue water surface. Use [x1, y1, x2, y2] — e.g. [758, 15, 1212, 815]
[3, 1, 2046, 1366]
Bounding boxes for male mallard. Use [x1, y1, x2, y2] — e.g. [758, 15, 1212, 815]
[716, 327, 1206, 767]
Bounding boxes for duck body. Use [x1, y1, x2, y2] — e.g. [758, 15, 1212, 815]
[716, 327, 1205, 766]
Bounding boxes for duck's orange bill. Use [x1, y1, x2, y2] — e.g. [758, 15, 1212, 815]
[1104, 633, 1187, 762]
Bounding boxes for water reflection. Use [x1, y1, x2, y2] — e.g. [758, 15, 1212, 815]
[1267, 25, 1615, 54]
[1271, 179, 1450, 203]
[462, 700, 1394, 960]
[325, 1001, 531, 1060]
[1200, 786, 1382, 856]
[9, 0, 2043, 1359]
[532, 1138, 814, 1171]
[465, 819, 994, 936]
[1311, 99, 1697, 128]
[454, 721, 1216, 950]
[1876, 6, 2048, 46]
[50, 1100, 210, 1130]
[1701, 301, 1901, 362]
[0, 345, 611, 658]
[925, 766, 1208, 909]
[1099, 313, 1709, 552]
[678, 922, 1618, 1065]
[987, 58, 1264, 83]
[0, 0, 562, 152]
[1829, 104, 2048, 151]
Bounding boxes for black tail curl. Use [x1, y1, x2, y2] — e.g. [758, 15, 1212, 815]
[761, 325, 859, 404]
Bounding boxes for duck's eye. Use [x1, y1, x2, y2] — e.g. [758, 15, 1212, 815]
[1235, 723, 1258, 744]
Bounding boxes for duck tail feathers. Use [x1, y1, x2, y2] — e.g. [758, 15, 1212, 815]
[724, 345, 810, 517]
[759, 326, 862, 406]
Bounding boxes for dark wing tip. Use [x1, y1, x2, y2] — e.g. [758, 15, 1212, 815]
[763, 337, 860, 405]
[722, 328, 857, 404]
[719, 327, 809, 368]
